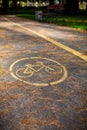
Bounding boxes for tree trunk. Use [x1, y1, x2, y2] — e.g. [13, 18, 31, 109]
[49, 0, 54, 5]
[65, 0, 79, 14]
[2, 0, 9, 14]
[13, 0, 18, 13]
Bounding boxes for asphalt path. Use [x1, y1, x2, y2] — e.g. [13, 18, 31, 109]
[0, 15, 87, 130]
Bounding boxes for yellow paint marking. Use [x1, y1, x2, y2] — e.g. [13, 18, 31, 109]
[3, 17, 87, 62]
[10, 57, 67, 86]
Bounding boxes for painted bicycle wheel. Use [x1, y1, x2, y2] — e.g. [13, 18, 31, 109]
[45, 65, 62, 74]
[16, 68, 33, 78]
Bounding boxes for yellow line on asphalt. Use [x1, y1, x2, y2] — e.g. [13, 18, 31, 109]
[3, 17, 87, 62]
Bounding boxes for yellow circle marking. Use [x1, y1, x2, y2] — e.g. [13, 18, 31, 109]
[10, 57, 67, 86]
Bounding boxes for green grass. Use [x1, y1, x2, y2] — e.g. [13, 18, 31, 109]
[17, 14, 35, 20]
[51, 15, 87, 31]
[16, 10, 87, 31]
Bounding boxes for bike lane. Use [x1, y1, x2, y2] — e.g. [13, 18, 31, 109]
[0, 16, 87, 130]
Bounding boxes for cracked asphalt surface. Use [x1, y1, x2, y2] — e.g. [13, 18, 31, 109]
[0, 15, 87, 130]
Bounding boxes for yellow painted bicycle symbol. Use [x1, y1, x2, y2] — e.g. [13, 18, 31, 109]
[16, 61, 62, 78]
[10, 57, 67, 86]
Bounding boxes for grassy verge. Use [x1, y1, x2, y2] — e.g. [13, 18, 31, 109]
[17, 13, 35, 20]
[16, 10, 87, 31]
[50, 15, 87, 31]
